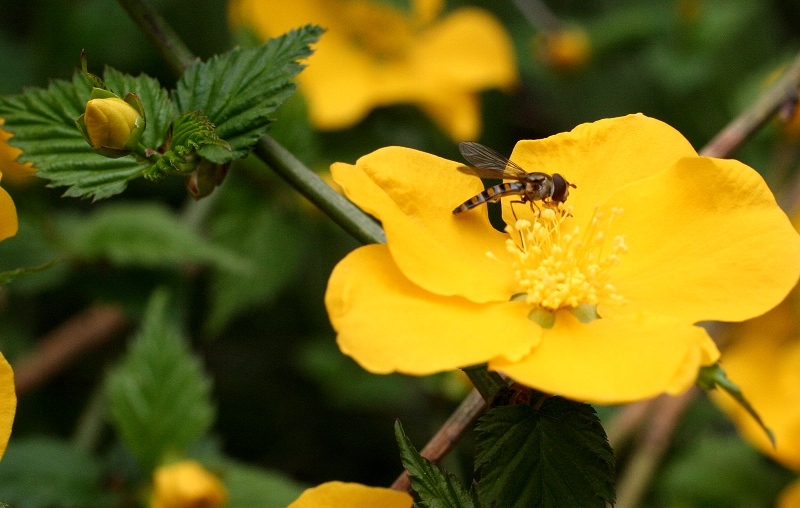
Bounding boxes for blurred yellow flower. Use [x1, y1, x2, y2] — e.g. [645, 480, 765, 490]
[326, 114, 800, 404]
[288, 481, 412, 508]
[0, 354, 15, 461]
[228, 0, 518, 141]
[150, 460, 228, 508]
[779, 479, 800, 508]
[0, 122, 36, 185]
[534, 27, 591, 72]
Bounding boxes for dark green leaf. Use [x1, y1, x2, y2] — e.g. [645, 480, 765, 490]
[106, 289, 216, 471]
[206, 190, 304, 333]
[224, 461, 308, 508]
[395, 420, 476, 508]
[59, 202, 248, 271]
[173, 25, 323, 163]
[474, 398, 615, 508]
[0, 259, 61, 285]
[0, 68, 171, 200]
[0, 437, 116, 507]
[697, 362, 775, 446]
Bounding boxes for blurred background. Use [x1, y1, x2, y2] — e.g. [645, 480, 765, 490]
[0, 0, 799, 506]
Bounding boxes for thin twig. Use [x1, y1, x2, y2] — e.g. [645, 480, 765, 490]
[13, 304, 128, 396]
[512, 0, 561, 32]
[700, 49, 800, 158]
[116, 0, 196, 77]
[614, 389, 699, 508]
[390, 388, 486, 492]
[604, 398, 658, 452]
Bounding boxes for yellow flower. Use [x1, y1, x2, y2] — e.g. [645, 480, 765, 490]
[325, 114, 800, 404]
[0, 354, 15, 461]
[711, 296, 800, 471]
[288, 481, 412, 508]
[150, 460, 228, 508]
[534, 27, 591, 72]
[0, 120, 36, 185]
[779, 479, 800, 508]
[228, 0, 517, 141]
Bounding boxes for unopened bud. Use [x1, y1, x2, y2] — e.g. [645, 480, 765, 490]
[76, 88, 146, 158]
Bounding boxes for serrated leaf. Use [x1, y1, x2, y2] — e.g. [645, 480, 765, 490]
[224, 461, 308, 508]
[697, 362, 775, 446]
[0, 259, 61, 285]
[395, 420, 476, 508]
[106, 289, 216, 471]
[0, 68, 171, 200]
[0, 437, 116, 507]
[173, 25, 323, 163]
[474, 399, 615, 508]
[59, 202, 249, 272]
[206, 186, 304, 333]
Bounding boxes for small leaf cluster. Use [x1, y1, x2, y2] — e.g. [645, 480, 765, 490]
[396, 393, 615, 508]
[0, 25, 322, 201]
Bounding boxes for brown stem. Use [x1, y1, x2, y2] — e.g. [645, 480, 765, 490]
[614, 389, 699, 508]
[390, 388, 486, 492]
[604, 398, 658, 452]
[700, 50, 800, 158]
[13, 304, 128, 396]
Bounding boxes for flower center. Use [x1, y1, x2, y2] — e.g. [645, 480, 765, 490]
[501, 207, 628, 313]
[341, 1, 416, 59]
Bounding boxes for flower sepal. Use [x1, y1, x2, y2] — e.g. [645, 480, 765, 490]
[146, 111, 231, 185]
[76, 87, 147, 158]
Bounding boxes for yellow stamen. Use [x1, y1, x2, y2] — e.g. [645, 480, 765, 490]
[501, 207, 627, 312]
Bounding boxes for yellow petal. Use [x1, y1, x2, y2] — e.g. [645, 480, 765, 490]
[288, 481, 412, 508]
[150, 460, 227, 508]
[506, 115, 697, 226]
[417, 91, 481, 142]
[0, 124, 37, 184]
[331, 146, 517, 302]
[600, 155, 800, 323]
[0, 353, 14, 460]
[414, 7, 517, 91]
[778, 479, 800, 508]
[711, 302, 800, 469]
[0, 186, 18, 242]
[491, 312, 719, 404]
[326, 244, 540, 375]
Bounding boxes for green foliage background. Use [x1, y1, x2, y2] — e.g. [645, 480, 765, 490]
[0, 0, 799, 506]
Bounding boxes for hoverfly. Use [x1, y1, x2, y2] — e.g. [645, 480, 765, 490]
[452, 141, 576, 214]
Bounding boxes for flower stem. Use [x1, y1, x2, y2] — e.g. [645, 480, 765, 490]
[700, 48, 800, 158]
[253, 136, 386, 245]
[116, 0, 386, 246]
[115, 0, 196, 78]
[390, 388, 486, 492]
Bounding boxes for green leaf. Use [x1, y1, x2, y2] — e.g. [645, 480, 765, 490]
[0, 437, 116, 507]
[173, 25, 323, 163]
[697, 362, 775, 446]
[205, 183, 304, 333]
[0, 259, 61, 285]
[224, 461, 308, 508]
[395, 420, 477, 508]
[59, 202, 248, 272]
[105, 289, 216, 471]
[474, 398, 615, 508]
[0, 68, 171, 200]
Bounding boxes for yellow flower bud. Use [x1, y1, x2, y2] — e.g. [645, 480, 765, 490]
[84, 97, 142, 150]
[76, 88, 146, 158]
[150, 460, 227, 508]
[535, 27, 591, 73]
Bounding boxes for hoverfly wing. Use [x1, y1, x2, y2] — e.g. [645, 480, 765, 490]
[458, 141, 528, 179]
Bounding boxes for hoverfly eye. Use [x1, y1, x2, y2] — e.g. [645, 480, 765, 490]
[552, 174, 569, 202]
